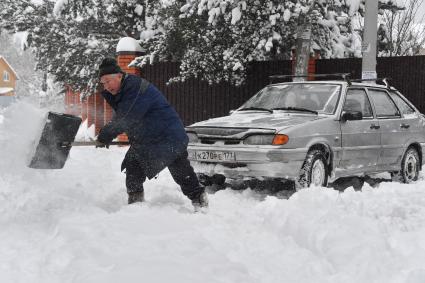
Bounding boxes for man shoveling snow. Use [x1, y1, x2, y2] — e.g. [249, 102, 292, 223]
[96, 58, 208, 210]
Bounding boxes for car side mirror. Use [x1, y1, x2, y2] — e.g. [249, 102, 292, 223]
[342, 111, 363, 122]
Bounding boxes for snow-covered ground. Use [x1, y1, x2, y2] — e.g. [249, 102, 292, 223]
[1, 101, 425, 283]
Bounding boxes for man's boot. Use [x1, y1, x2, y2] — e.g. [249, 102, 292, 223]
[128, 191, 145, 204]
[192, 191, 208, 211]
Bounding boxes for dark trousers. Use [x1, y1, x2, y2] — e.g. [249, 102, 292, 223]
[126, 151, 204, 201]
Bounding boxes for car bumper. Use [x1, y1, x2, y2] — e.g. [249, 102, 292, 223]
[187, 144, 307, 180]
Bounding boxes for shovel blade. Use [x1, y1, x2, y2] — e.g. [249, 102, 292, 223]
[29, 112, 82, 169]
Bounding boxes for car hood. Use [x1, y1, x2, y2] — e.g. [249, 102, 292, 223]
[188, 112, 325, 132]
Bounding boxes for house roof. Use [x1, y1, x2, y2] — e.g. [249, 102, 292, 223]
[0, 56, 19, 79]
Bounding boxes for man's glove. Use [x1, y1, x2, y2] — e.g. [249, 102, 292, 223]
[95, 140, 109, 149]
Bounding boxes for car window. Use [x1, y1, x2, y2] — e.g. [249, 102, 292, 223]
[388, 91, 415, 115]
[367, 89, 400, 118]
[344, 88, 373, 118]
[240, 83, 341, 114]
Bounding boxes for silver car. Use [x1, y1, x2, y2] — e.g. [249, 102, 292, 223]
[186, 80, 425, 189]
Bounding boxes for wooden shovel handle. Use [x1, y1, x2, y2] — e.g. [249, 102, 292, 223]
[60, 141, 130, 147]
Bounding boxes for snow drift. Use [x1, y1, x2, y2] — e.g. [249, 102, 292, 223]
[1, 101, 425, 283]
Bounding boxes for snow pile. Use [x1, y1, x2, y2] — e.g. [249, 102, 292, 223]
[0, 101, 46, 171]
[75, 119, 96, 141]
[116, 37, 145, 53]
[1, 101, 425, 282]
[0, 87, 14, 95]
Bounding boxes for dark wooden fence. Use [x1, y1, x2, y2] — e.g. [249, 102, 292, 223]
[316, 56, 425, 115]
[142, 56, 425, 126]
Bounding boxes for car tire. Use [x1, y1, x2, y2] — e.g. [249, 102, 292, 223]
[395, 147, 420, 183]
[298, 149, 328, 188]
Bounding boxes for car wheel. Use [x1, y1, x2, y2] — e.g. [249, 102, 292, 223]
[398, 147, 420, 183]
[298, 149, 328, 188]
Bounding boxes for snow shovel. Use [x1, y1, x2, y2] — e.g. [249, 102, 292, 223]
[28, 111, 128, 169]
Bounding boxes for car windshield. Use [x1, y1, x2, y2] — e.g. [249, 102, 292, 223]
[239, 83, 341, 114]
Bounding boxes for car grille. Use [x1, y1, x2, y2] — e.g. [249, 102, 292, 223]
[194, 127, 248, 136]
[200, 138, 242, 145]
[188, 126, 275, 145]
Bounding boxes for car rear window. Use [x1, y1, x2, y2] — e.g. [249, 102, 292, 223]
[389, 91, 415, 115]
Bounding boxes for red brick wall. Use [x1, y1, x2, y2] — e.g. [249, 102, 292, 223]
[308, 52, 320, 81]
[64, 86, 82, 116]
[74, 92, 81, 116]
[81, 98, 88, 122]
[94, 92, 104, 134]
[87, 93, 95, 128]
[103, 100, 113, 125]
[117, 53, 142, 76]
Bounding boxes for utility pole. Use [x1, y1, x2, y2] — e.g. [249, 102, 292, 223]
[361, 0, 379, 80]
[294, 22, 312, 82]
[294, 2, 315, 82]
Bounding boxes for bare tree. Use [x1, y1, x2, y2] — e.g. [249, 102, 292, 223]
[380, 0, 425, 56]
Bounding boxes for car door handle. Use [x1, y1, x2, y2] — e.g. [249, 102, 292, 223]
[400, 123, 410, 129]
[370, 124, 380, 130]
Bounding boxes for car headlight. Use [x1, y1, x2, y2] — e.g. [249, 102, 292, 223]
[243, 134, 289, 145]
[187, 132, 199, 143]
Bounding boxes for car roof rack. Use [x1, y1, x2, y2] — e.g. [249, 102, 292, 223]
[269, 73, 352, 85]
[350, 78, 392, 89]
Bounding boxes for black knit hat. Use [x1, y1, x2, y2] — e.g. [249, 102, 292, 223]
[98, 58, 123, 77]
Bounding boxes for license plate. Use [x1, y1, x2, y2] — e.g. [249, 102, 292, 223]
[191, 150, 236, 162]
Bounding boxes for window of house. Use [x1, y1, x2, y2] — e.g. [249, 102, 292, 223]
[3, 71, 10, 82]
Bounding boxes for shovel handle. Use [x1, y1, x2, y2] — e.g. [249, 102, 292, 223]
[60, 141, 130, 147]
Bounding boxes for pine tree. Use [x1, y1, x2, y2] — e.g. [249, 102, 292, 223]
[0, 0, 407, 93]
[134, 1, 358, 84]
[1, 0, 148, 96]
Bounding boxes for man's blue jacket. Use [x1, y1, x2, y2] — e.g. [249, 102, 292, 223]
[98, 73, 189, 179]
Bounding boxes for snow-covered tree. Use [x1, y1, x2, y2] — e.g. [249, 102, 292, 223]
[1, 0, 148, 96]
[34, 0, 148, 95]
[0, 0, 408, 93]
[0, 32, 63, 108]
[0, 32, 42, 98]
[134, 0, 402, 85]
